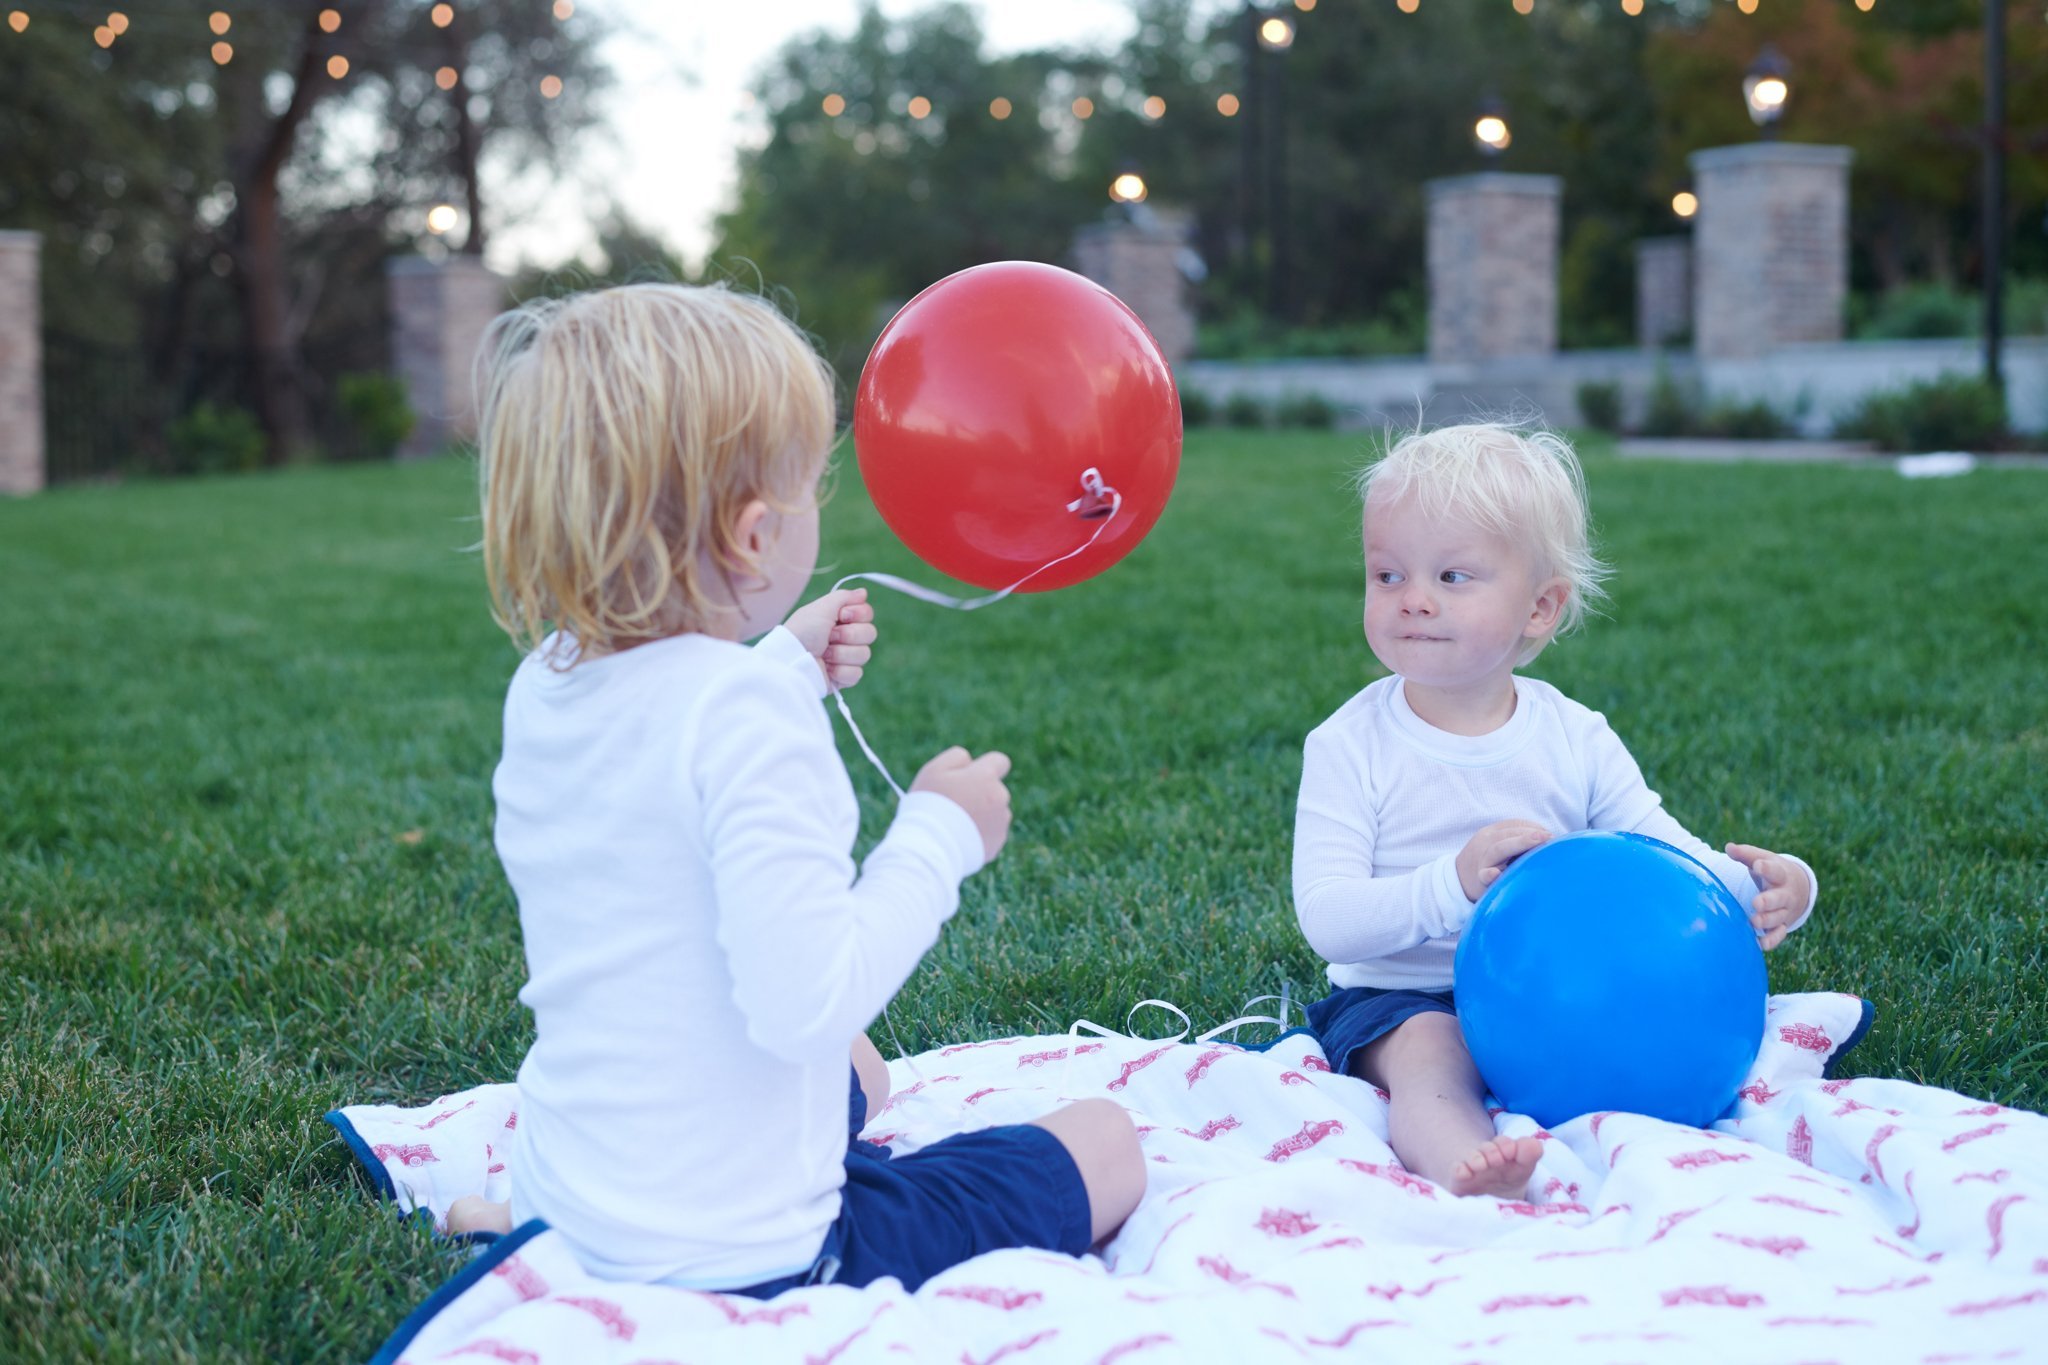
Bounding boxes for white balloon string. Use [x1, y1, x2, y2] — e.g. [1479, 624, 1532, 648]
[823, 470, 1123, 803]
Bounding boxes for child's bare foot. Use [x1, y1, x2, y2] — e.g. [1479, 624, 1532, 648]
[1444, 1135, 1544, 1199]
[447, 1195, 513, 1236]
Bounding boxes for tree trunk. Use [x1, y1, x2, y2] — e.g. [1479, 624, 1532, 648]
[444, 22, 488, 257]
[232, 12, 328, 464]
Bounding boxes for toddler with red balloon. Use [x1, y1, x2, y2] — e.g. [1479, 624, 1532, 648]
[442, 281, 1144, 1292]
[1291, 422, 1821, 1199]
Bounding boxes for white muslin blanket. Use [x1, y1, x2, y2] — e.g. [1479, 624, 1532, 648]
[330, 992, 2048, 1363]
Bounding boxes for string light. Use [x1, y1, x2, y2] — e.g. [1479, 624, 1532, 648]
[435, 65, 457, 88]
[326, 53, 347, 77]
[1295, 0, 1316, 9]
[1143, 95, 1166, 119]
[821, 92, 845, 116]
[208, 11, 229, 34]
[1737, 0, 1757, 11]
[1397, 0, 1419, 12]
[1672, 190, 1698, 218]
[6, 10, 27, 32]
[552, 0, 573, 16]
[988, 96, 1011, 119]
[107, 12, 129, 35]
[1072, 96, 1094, 119]
[1855, 0, 1874, 8]
[318, 8, 339, 32]
[211, 39, 231, 63]
[426, 204, 458, 234]
[539, 73, 562, 98]
[1622, 0, 1642, 12]
[1514, 0, 1534, 14]
[907, 94, 930, 119]
[1217, 91, 1240, 116]
[93, 24, 114, 46]
[430, 3, 453, 27]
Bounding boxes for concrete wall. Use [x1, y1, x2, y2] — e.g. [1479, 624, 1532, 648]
[1179, 336, 2048, 444]
[1691, 143, 1853, 361]
[1636, 236, 1692, 350]
[1072, 207, 1197, 366]
[0, 231, 43, 495]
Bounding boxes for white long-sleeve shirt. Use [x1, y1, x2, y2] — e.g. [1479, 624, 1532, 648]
[1293, 674, 1815, 991]
[497, 626, 984, 1287]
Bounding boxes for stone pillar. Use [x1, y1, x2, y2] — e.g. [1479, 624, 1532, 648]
[1689, 143, 1853, 360]
[387, 254, 506, 457]
[1071, 207, 1197, 365]
[0, 231, 44, 496]
[1426, 174, 1562, 365]
[1635, 236, 1692, 349]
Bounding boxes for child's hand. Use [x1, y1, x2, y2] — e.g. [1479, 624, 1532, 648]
[1456, 820, 1551, 902]
[783, 588, 877, 689]
[912, 746, 1013, 863]
[1726, 842, 1809, 950]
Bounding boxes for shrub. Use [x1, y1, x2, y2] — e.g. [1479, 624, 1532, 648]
[1575, 380, 1624, 433]
[1837, 374, 2008, 453]
[1697, 398, 1792, 440]
[1275, 391, 1337, 429]
[1179, 387, 1214, 428]
[337, 372, 417, 460]
[166, 402, 266, 475]
[1223, 392, 1268, 428]
[1640, 366, 1697, 437]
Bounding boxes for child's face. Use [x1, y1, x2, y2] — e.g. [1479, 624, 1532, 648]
[733, 492, 821, 642]
[1361, 494, 1562, 693]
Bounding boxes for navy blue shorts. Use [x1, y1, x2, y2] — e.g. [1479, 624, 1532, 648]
[1305, 985, 1459, 1078]
[728, 1068, 1093, 1298]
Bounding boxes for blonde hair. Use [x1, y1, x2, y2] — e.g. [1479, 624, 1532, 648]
[476, 282, 837, 662]
[1358, 421, 1610, 663]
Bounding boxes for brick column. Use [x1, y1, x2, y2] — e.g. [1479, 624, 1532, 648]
[1635, 236, 1692, 349]
[1426, 174, 1561, 365]
[0, 231, 43, 495]
[1689, 143, 1853, 360]
[1071, 207, 1197, 365]
[387, 254, 506, 457]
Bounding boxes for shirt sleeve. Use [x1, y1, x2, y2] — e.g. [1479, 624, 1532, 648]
[1584, 715, 1817, 934]
[1292, 724, 1475, 963]
[750, 624, 827, 698]
[693, 660, 985, 1064]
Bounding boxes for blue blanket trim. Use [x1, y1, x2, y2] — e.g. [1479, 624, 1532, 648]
[1823, 996, 1879, 1080]
[368, 1217, 553, 1365]
[324, 1109, 398, 1202]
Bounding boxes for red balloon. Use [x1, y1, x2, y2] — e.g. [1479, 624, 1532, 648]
[854, 261, 1181, 593]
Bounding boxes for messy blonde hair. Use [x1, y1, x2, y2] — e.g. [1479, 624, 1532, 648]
[1358, 421, 1611, 663]
[476, 282, 837, 662]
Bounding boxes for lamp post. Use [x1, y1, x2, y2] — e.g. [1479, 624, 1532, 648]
[1984, 0, 2006, 396]
[1742, 45, 1791, 139]
[1238, 5, 1296, 323]
[1473, 96, 1511, 160]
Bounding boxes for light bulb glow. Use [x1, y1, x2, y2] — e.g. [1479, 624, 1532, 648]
[426, 204, 459, 234]
[326, 54, 347, 77]
[208, 10, 229, 33]
[430, 3, 453, 27]
[1142, 95, 1166, 119]
[539, 74, 562, 98]
[7, 10, 28, 33]
[1258, 16, 1294, 48]
[1750, 76, 1787, 108]
[1217, 91, 1240, 116]
[821, 93, 845, 117]
[1474, 115, 1510, 150]
[907, 95, 931, 119]
[318, 8, 339, 32]
[1110, 172, 1148, 204]
[1672, 191, 1699, 218]
[1072, 96, 1094, 119]
[211, 39, 232, 63]
[435, 65, 457, 89]
[989, 97, 1011, 119]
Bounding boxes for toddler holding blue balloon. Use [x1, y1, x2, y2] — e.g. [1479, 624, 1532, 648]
[1291, 422, 1818, 1198]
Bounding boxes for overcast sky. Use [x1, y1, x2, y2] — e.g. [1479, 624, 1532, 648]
[489, 0, 1144, 272]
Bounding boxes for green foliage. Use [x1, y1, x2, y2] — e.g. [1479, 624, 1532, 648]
[336, 374, 418, 462]
[166, 402, 267, 476]
[1837, 374, 2010, 453]
[1275, 391, 1338, 430]
[1575, 381, 1624, 434]
[2, 442, 2046, 1357]
[1641, 366, 1699, 438]
[1851, 277, 2048, 341]
[1696, 398, 1794, 441]
[1197, 296, 1425, 360]
[1223, 391, 1269, 428]
[1179, 387, 1213, 427]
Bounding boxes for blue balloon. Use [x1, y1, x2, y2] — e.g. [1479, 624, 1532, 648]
[1453, 830, 1766, 1129]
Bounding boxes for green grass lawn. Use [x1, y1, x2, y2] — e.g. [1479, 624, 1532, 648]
[3, 432, 2044, 1361]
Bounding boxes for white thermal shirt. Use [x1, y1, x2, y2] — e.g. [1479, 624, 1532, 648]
[496, 626, 985, 1287]
[1292, 674, 1816, 991]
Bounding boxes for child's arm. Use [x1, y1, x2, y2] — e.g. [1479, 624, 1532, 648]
[1581, 718, 1818, 948]
[1294, 728, 1491, 962]
[696, 660, 993, 1064]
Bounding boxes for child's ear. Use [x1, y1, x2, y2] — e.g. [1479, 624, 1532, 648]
[1526, 577, 1570, 637]
[731, 499, 772, 564]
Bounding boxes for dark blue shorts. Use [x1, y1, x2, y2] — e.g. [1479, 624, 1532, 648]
[728, 1068, 1094, 1298]
[1305, 985, 1459, 1078]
